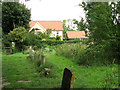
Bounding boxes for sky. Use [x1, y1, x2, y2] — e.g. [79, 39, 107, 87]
[21, 0, 85, 21]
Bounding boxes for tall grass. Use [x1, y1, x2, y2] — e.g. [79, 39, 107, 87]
[55, 42, 117, 66]
[56, 42, 87, 63]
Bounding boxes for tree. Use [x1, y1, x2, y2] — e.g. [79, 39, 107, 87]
[8, 27, 27, 51]
[79, 2, 120, 64]
[63, 19, 74, 40]
[8, 27, 27, 43]
[73, 18, 87, 36]
[2, 2, 31, 34]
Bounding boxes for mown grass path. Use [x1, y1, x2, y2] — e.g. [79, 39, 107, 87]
[2, 52, 118, 88]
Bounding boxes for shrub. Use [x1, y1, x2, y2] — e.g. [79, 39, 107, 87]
[56, 35, 61, 40]
[24, 33, 43, 49]
[8, 27, 27, 43]
[7, 27, 27, 51]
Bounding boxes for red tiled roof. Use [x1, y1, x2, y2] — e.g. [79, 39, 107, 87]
[29, 21, 63, 31]
[66, 31, 87, 38]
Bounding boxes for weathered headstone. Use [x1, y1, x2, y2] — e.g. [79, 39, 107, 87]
[41, 55, 45, 65]
[61, 68, 75, 89]
[31, 50, 34, 60]
[29, 46, 32, 56]
[28, 46, 34, 60]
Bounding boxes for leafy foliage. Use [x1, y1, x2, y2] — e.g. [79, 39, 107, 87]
[2, 2, 31, 34]
[73, 18, 87, 36]
[63, 19, 75, 40]
[46, 29, 52, 36]
[56, 35, 61, 40]
[24, 33, 42, 48]
[8, 27, 27, 43]
[79, 2, 120, 64]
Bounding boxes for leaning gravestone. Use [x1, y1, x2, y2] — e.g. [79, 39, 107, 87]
[61, 68, 75, 89]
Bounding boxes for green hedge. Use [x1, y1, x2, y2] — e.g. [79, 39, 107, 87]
[39, 40, 82, 46]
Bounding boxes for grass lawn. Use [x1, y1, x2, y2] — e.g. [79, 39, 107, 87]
[2, 51, 119, 88]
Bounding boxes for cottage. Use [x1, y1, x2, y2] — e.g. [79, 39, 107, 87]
[66, 31, 87, 40]
[29, 21, 63, 40]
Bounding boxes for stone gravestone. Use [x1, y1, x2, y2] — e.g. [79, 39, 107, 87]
[41, 55, 45, 65]
[31, 50, 34, 60]
[29, 46, 32, 55]
[61, 68, 75, 89]
[29, 46, 34, 60]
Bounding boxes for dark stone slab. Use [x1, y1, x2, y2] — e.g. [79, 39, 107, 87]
[61, 68, 75, 89]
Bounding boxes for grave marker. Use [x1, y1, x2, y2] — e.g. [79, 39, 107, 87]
[31, 50, 34, 60]
[41, 55, 45, 65]
[61, 68, 75, 89]
[28, 46, 34, 60]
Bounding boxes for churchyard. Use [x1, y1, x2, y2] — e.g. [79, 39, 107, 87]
[1, 43, 119, 88]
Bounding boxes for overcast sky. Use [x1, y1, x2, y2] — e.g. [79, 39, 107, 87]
[21, 0, 85, 21]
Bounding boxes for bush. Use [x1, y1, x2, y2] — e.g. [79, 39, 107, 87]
[24, 33, 42, 49]
[56, 35, 61, 40]
[7, 27, 27, 51]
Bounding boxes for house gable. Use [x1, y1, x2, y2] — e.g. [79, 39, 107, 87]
[29, 22, 46, 33]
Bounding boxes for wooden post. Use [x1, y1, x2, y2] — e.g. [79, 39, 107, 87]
[41, 55, 45, 65]
[61, 68, 75, 89]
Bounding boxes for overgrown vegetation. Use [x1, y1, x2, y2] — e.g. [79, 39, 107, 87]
[56, 2, 120, 66]
[56, 42, 87, 64]
[79, 2, 120, 65]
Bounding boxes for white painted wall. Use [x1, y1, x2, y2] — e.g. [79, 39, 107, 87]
[50, 30, 63, 40]
[50, 31, 63, 37]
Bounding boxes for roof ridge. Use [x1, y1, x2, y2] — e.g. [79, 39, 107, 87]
[31, 20, 62, 22]
[67, 31, 84, 32]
